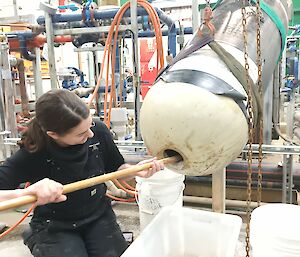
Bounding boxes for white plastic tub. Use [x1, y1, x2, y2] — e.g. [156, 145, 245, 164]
[121, 206, 242, 257]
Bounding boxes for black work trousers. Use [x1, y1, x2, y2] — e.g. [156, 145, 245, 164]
[23, 207, 128, 257]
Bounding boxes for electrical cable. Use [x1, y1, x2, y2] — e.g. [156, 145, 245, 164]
[119, 179, 136, 191]
[0, 204, 34, 239]
[0, 182, 34, 239]
[112, 179, 136, 196]
[106, 193, 136, 202]
[88, 0, 164, 128]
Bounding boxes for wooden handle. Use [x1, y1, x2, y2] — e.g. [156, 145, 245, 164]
[0, 156, 181, 211]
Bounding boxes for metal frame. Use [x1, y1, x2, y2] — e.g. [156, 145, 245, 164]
[40, 0, 143, 141]
[131, 0, 142, 141]
[115, 140, 300, 155]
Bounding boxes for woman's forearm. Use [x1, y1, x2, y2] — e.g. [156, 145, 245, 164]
[0, 178, 67, 205]
[0, 189, 23, 202]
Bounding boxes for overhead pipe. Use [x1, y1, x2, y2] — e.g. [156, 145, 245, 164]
[7, 31, 72, 49]
[37, 8, 121, 24]
[37, 7, 149, 24]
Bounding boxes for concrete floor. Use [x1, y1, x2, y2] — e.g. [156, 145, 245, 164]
[0, 202, 247, 257]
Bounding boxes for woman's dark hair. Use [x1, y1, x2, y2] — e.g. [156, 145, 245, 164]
[21, 89, 90, 152]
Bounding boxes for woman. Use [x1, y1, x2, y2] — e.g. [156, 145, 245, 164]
[0, 89, 163, 257]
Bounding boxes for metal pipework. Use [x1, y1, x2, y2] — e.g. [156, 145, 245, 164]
[140, 0, 292, 176]
[36, 6, 177, 56]
[36, 7, 164, 24]
[0, 38, 17, 138]
[6, 31, 72, 61]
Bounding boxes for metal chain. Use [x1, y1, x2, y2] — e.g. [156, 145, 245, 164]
[255, 0, 263, 206]
[241, 2, 253, 257]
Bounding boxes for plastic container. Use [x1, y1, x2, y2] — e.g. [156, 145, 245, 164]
[250, 203, 300, 257]
[121, 206, 242, 257]
[110, 108, 128, 126]
[110, 108, 128, 139]
[135, 168, 185, 231]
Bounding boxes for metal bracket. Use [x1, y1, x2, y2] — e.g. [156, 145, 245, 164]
[39, 1, 57, 15]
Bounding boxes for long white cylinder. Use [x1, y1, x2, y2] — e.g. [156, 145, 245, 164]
[140, 0, 292, 176]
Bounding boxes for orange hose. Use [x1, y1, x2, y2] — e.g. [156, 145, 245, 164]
[104, 44, 111, 123]
[106, 193, 136, 202]
[119, 179, 136, 191]
[143, 0, 164, 68]
[139, 3, 160, 73]
[140, 1, 164, 72]
[88, 1, 165, 128]
[107, 0, 164, 126]
[0, 182, 35, 240]
[107, 3, 131, 126]
[135, 0, 163, 73]
[112, 179, 136, 196]
[0, 182, 35, 239]
[0, 204, 34, 239]
[89, 2, 131, 127]
[89, 3, 130, 104]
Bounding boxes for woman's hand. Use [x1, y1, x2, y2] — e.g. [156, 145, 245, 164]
[23, 178, 67, 206]
[135, 157, 164, 178]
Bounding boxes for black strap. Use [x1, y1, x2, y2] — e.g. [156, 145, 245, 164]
[209, 41, 262, 126]
[161, 69, 247, 118]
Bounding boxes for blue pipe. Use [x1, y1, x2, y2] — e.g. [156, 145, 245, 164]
[115, 41, 120, 74]
[137, 27, 193, 38]
[154, 8, 176, 56]
[37, 7, 147, 24]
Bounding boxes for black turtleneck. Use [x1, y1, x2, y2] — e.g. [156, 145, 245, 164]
[0, 120, 124, 221]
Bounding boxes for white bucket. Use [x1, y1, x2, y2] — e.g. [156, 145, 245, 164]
[110, 108, 128, 139]
[110, 108, 128, 126]
[135, 168, 185, 231]
[250, 203, 300, 257]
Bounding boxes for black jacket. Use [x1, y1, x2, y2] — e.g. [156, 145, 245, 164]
[0, 120, 124, 221]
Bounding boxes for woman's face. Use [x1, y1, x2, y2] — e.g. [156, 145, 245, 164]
[47, 116, 94, 147]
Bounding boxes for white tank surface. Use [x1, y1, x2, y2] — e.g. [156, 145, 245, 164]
[140, 80, 248, 176]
